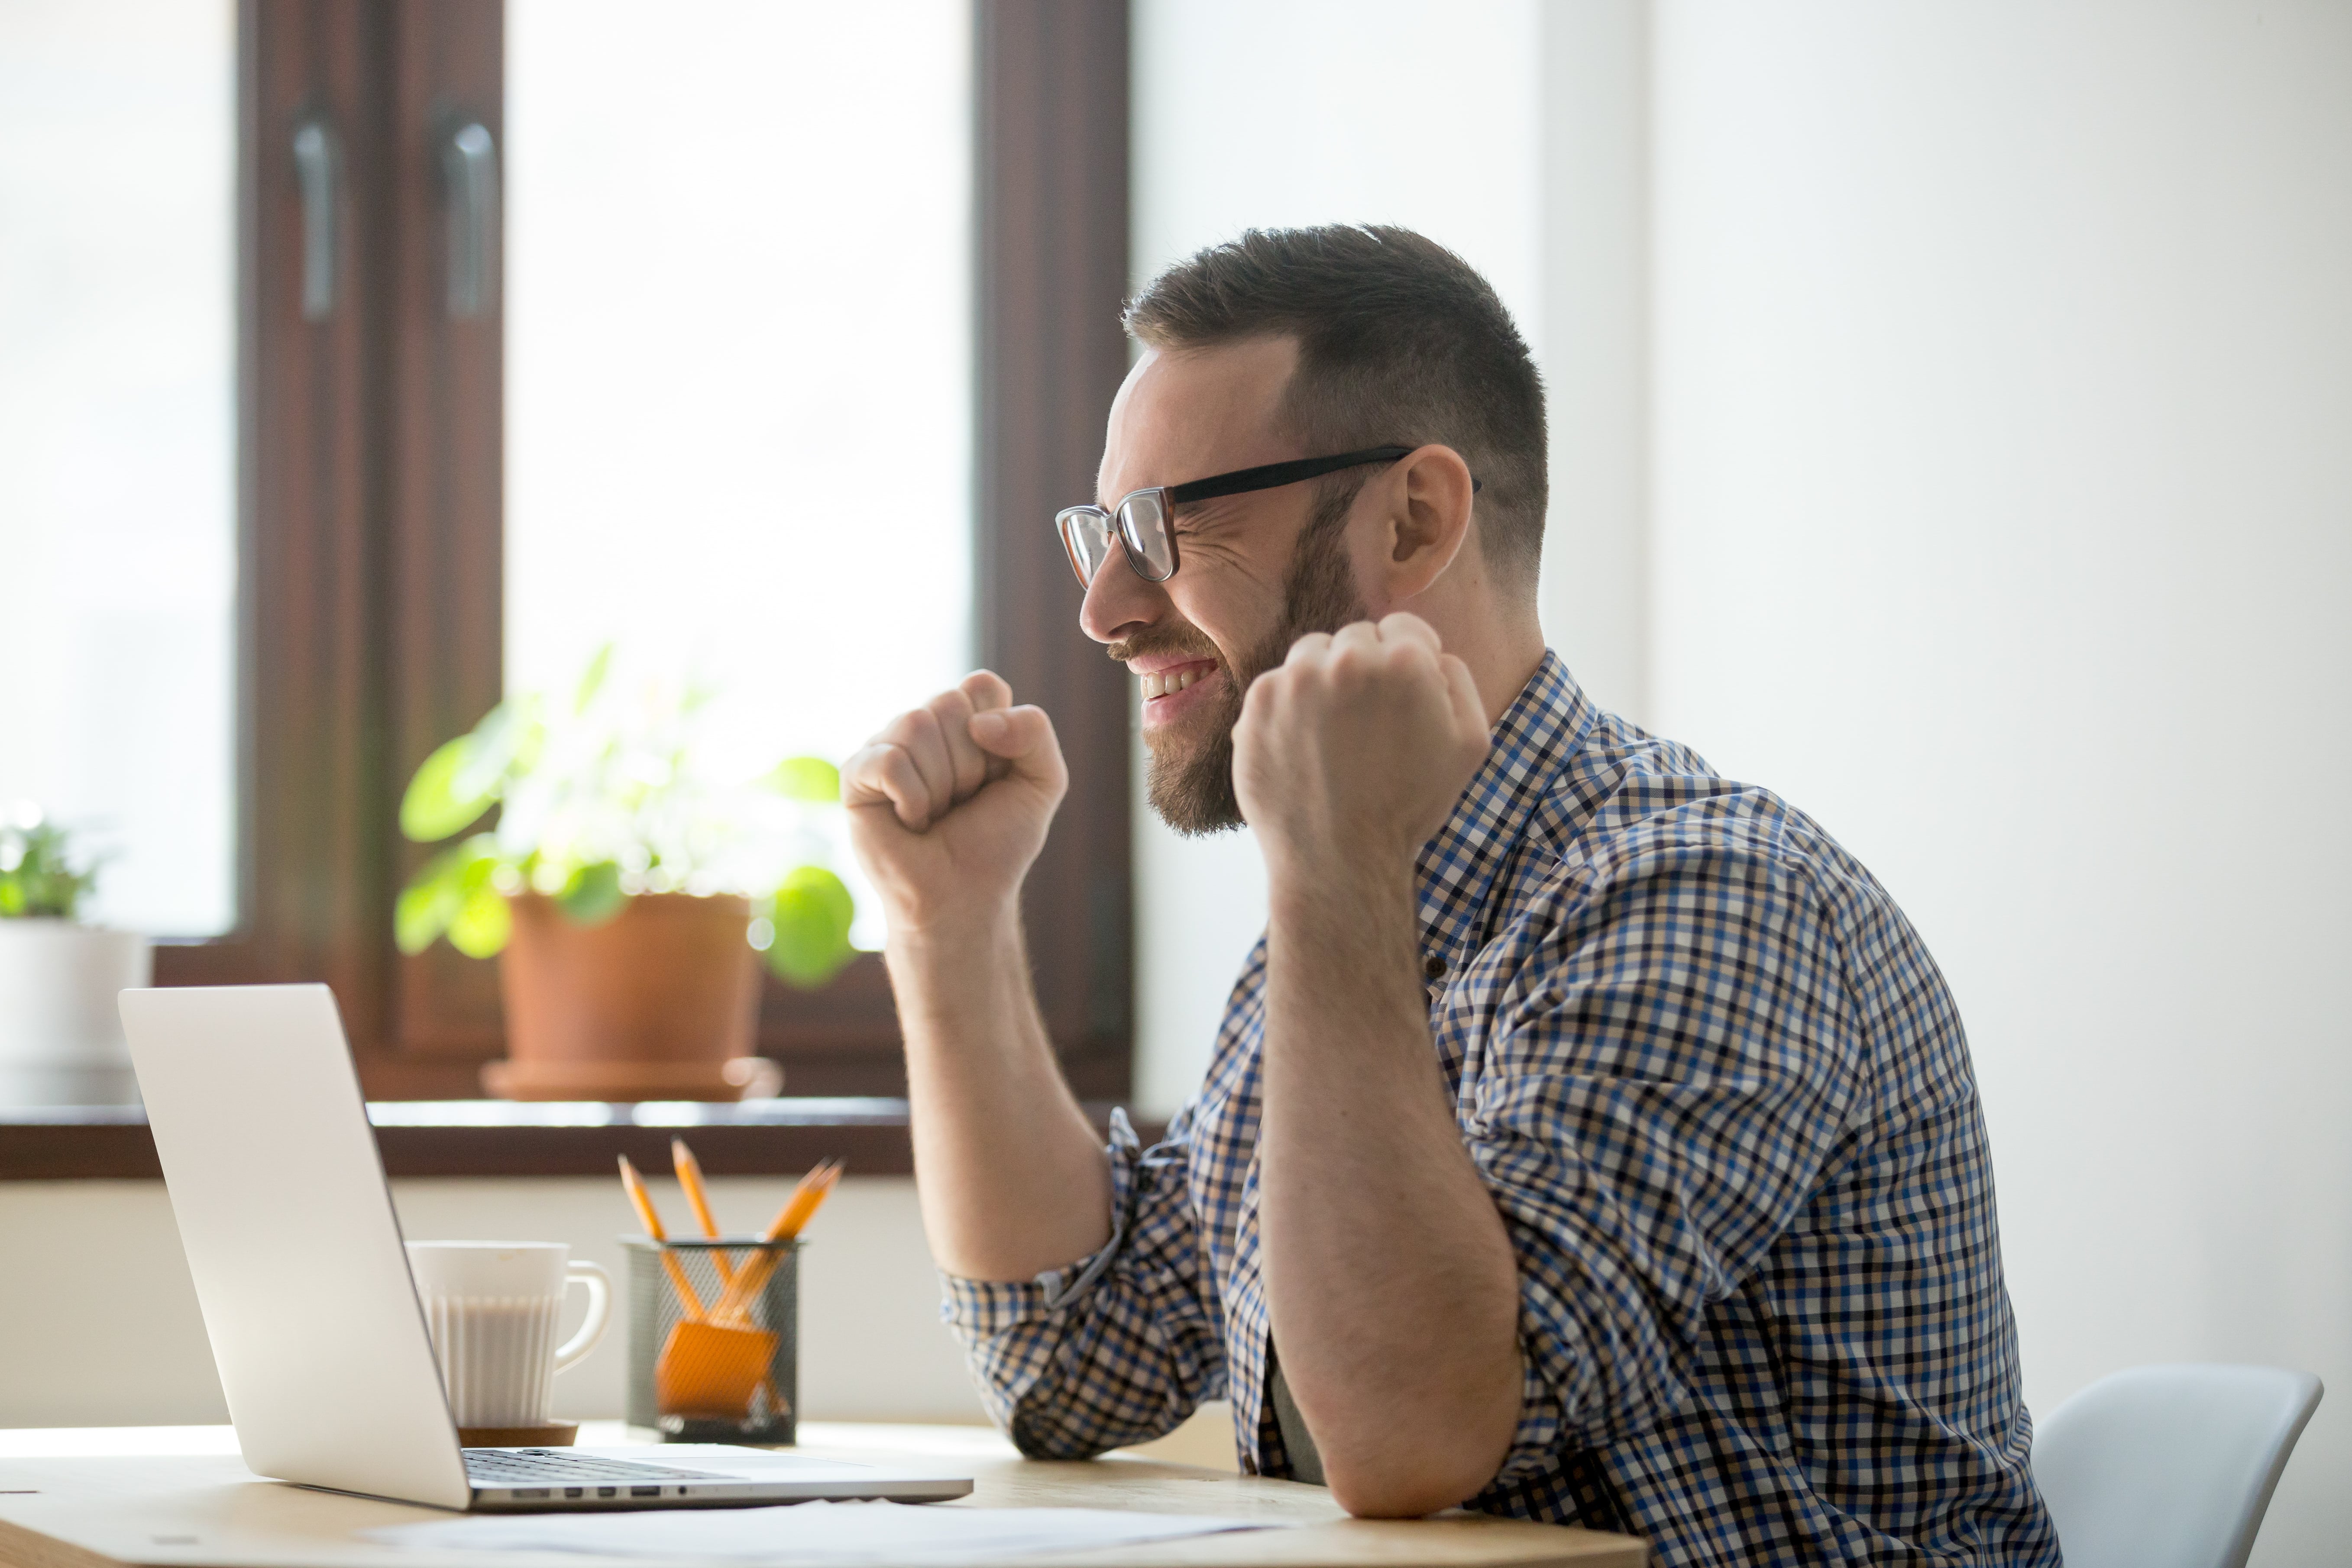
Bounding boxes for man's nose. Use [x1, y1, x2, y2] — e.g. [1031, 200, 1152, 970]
[1077, 551, 1164, 645]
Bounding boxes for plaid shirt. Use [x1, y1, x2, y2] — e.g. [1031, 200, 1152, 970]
[944, 653, 2059, 1568]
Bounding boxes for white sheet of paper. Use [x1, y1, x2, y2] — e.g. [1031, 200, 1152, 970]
[364, 1501, 1278, 1565]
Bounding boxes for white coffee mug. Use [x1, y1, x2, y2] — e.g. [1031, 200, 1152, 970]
[405, 1241, 611, 1428]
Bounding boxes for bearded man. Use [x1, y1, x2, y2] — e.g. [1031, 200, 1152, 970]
[843, 225, 2059, 1568]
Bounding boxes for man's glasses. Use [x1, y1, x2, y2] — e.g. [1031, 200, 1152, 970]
[1057, 445, 1473, 587]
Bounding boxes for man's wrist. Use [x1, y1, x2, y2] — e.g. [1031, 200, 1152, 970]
[1265, 854, 1417, 939]
[881, 888, 1022, 944]
[1265, 836, 1415, 908]
[885, 898, 1026, 1002]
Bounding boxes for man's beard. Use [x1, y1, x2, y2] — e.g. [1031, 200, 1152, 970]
[1116, 489, 1368, 837]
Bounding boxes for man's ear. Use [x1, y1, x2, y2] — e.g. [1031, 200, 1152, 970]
[1370, 445, 1478, 602]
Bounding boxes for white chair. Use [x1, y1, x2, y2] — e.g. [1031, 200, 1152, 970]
[2032, 1363, 2322, 1568]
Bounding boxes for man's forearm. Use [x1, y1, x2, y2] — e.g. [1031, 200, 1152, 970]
[891, 905, 1112, 1281]
[1259, 861, 1523, 1516]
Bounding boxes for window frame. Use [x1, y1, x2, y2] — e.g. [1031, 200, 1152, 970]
[153, 0, 1134, 1104]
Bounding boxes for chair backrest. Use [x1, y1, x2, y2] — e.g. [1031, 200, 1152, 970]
[2032, 1363, 2322, 1568]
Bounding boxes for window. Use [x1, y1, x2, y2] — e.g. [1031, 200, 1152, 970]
[506, 0, 974, 771]
[0, 0, 237, 937]
[505, 0, 974, 952]
[90, 0, 1133, 1101]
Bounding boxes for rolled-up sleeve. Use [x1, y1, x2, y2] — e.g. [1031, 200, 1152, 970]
[1462, 837, 1864, 1487]
[940, 1106, 1226, 1458]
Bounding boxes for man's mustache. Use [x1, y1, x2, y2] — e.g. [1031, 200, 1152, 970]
[1106, 626, 1222, 667]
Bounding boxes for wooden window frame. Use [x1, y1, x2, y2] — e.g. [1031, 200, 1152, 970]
[153, 0, 1134, 1104]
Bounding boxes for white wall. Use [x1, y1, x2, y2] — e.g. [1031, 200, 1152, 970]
[0, 1177, 985, 1428]
[1127, 0, 1550, 1116]
[1124, 2, 1673, 1115]
[1129, 0, 1546, 352]
[1132, 6, 2352, 1562]
[1646, 3, 2352, 1562]
[1538, 0, 1651, 725]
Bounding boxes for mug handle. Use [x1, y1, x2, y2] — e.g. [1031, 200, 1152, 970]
[554, 1260, 612, 1373]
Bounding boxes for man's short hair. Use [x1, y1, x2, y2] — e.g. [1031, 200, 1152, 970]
[1123, 225, 1548, 588]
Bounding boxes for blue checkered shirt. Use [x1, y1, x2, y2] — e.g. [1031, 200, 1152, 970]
[943, 653, 2059, 1567]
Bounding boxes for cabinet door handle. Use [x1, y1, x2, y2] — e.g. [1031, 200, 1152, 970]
[441, 119, 498, 319]
[291, 113, 337, 321]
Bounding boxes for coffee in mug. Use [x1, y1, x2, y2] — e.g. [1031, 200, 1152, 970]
[405, 1241, 611, 1428]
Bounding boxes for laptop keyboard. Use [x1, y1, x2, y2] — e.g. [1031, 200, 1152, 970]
[463, 1449, 731, 1486]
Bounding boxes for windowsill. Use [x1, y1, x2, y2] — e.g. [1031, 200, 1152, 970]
[0, 1100, 1160, 1181]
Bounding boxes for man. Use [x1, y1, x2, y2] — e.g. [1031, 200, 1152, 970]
[844, 226, 2058, 1566]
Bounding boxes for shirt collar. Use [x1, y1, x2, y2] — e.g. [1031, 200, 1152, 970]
[1412, 650, 1596, 967]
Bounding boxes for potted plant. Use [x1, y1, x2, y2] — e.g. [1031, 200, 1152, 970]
[395, 649, 859, 1101]
[0, 805, 151, 1106]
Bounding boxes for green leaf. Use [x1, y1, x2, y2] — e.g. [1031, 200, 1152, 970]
[788, 863, 854, 931]
[573, 642, 615, 713]
[455, 698, 533, 798]
[400, 736, 496, 842]
[454, 835, 503, 892]
[394, 879, 453, 954]
[447, 886, 513, 959]
[766, 756, 841, 804]
[763, 865, 856, 988]
[394, 836, 501, 954]
[556, 861, 628, 925]
[0, 821, 101, 919]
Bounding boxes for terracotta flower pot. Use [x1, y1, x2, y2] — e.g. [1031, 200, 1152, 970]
[482, 892, 782, 1102]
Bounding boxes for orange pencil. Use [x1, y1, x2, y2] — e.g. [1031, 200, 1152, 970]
[713, 1159, 838, 1321]
[618, 1155, 709, 1320]
[764, 1157, 841, 1242]
[670, 1138, 739, 1288]
[711, 1158, 842, 1322]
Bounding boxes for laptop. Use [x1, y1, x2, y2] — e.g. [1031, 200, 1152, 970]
[117, 983, 973, 1513]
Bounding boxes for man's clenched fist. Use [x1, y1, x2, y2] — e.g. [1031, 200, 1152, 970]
[843, 670, 1067, 934]
[1232, 613, 1489, 879]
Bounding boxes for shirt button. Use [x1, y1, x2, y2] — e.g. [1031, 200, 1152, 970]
[1423, 955, 1447, 980]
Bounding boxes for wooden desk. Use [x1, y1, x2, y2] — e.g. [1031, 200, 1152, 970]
[0, 1424, 1642, 1568]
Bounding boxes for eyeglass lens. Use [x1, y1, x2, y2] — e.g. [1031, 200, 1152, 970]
[1057, 495, 1178, 586]
[1117, 491, 1177, 581]
[1056, 508, 1115, 584]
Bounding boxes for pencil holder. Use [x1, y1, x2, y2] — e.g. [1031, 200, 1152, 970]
[621, 1237, 798, 1444]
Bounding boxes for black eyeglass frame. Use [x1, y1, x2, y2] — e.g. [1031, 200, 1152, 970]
[1054, 445, 1480, 586]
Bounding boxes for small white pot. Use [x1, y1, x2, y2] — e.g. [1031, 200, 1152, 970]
[0, 921, 153, 1106]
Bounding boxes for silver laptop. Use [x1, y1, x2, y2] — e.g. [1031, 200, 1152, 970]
[118, 983, 972, 1513]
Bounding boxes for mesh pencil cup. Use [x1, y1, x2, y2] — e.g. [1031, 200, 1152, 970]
[622, 1236, 798, 1444]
